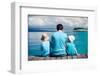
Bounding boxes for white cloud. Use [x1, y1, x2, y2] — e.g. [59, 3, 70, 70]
[29, 16, 46, 26]
[28, 16, 88, 28]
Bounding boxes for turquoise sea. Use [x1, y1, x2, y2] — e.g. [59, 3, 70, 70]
[28, 29, 88, 56]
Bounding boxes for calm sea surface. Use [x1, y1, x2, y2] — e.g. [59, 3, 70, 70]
[28, 31, 88, 56]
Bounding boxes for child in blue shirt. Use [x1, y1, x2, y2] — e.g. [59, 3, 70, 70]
[66, 35, 79, 58]
[41, 33, 50, 57]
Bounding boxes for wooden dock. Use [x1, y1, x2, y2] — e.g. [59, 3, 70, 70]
[28, 54, 88, 61]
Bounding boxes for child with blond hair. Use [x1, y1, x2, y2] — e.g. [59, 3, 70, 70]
[41, 33, 50, 57]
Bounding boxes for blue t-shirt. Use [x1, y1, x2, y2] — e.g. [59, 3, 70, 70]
[66, 42, 76, 55]
[41, 41, 50, 56]
[51, 31, 67, 55]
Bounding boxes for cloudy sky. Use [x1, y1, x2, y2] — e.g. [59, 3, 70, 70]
[28, 15, 88, 28]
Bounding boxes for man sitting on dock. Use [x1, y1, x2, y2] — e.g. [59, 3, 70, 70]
[50, 24, 67, 57]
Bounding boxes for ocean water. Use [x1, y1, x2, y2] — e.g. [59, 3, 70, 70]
[28, 30, 88, 56]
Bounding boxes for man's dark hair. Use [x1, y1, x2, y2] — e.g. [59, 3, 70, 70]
[56, 24, 63, 31]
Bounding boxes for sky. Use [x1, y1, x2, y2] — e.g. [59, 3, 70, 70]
[28, 15, 88, 28]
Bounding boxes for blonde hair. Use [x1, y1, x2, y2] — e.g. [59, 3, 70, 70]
[68, 35, 75, 42]
[41, 33, 49, 41]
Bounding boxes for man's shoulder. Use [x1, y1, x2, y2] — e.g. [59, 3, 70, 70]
[52, 32, 58, 36]
[61, 32, 67, 37]
[63, 32, 67, 35]
[52, 31, 67, 36]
